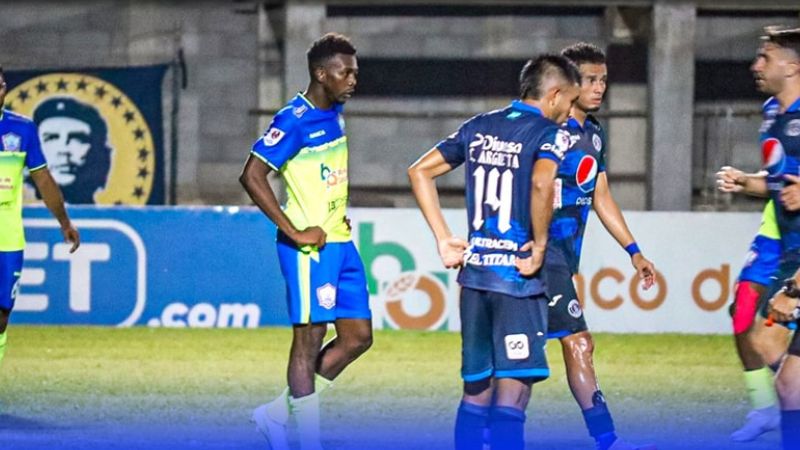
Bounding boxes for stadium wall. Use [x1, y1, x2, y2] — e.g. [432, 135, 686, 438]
[17, 205, 760, 334]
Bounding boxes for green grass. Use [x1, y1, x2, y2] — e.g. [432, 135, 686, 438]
[0, 327, 782, 449]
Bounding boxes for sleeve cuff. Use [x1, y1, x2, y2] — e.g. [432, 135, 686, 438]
[250, 151, 280, 171]
[28, 163, 48, 173]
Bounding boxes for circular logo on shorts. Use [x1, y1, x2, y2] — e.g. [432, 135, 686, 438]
[6, 73, 156, 204]
[568, 299, 583, 318]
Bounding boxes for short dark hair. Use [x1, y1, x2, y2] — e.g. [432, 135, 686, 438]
[561, 42, 606, 66]
[307, 33, 356, 75]
[519, 54, 580, 100]
[762, 26, 800, 56]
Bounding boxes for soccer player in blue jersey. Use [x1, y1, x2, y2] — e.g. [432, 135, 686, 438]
[721, 26, 800, 450]
[239, 34, 371, 450]
[0, 65, 80, 367]
[543, 43, 656, 450]
[408, 54, 580, 450]
[717, 168, 785, 441]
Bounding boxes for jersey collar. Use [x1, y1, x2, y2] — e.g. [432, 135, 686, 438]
[567, 116, 584, 131]
[788, 96, 800, 114]
[511, 100, 543, 117]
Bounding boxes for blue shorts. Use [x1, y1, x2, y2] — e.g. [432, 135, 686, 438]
[460, 287, 549, 383]
[0, 251, 24, 312]
[541, 263, 588, 339]
[739, 235, 781, 286]
[276, 236, 371, 325]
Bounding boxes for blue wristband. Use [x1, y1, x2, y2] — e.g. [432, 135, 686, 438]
[625, 243, 641, 257]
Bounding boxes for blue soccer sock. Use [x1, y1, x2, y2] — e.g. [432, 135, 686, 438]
[582, 391, 617, 450]
[489, 406, 526, 450]
[455, 401, 490, 450]
[782, 409, 800, 450]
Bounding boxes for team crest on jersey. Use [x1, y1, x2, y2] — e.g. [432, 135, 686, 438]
[263, 127, 285, 146]
[762, 138, 785, 175]
[786, 119, 800, 137]
[592, 134, 602, 151]
[1, 133, 21, 151]
[5, 73, 156, 204]
[568, 299, 583, 318]
[316, 283, 337, 310]
[576, 155, 599, 193]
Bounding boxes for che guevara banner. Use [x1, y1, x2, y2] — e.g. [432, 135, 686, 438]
[4, 65, 168, 205]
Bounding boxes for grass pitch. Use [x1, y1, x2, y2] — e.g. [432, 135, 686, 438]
[0, 327, 782, 449]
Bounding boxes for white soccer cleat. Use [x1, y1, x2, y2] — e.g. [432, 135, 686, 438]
[251, 403, 291, 450]
[730, 407, 780, 442]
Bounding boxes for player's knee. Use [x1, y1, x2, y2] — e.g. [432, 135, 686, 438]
[344, 328, 372, 356]
[463, 378, 492, 397]
[564, 332, 594, 359]
[776, 373, 800, 404]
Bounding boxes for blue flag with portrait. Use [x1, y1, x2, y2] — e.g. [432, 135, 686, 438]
[4, 65, 168, 205]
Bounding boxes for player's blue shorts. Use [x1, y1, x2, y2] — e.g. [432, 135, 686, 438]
[541, 263, 588, 339]
[460, 287, 549, 383]
[739, 235, 781, 286]
[276, 235, 371, 325]
[0, 250, 24, 312]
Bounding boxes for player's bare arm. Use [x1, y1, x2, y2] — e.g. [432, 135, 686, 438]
[29, 168, 79, 253]
[768, 270, 800, 323]
[780, 174, 800, 211]
[516, 157, 558, 276]
[239, 154, 326, 248]
[715, 165, 769, 197]
[407, 148, 468, 269]
[592, 172, 655, 289]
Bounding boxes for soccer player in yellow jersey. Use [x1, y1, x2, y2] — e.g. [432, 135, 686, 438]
[240, 34, 370, 450]
[0, 65, 80, 367]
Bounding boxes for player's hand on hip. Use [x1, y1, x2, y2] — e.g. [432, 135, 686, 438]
[62, 223, 80, 253]
[293, 226, 327, 248]
[768, 291, 800, 323]
[715, 166, 745, 193]
[632, 253, 655, 290]
[781, 174, 800, 211]
[437, 236, 468, 269]
[343, 216, 352, 232]
[515, 241, 545, 277]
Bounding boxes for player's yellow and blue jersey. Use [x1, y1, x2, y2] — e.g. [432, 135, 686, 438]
[547, 115, 607, 274]
[761, 96, 800, 265]
[251, 93, 350, 243]
[739, 200, 781, 286]
[0, 109, 47, 252]
[437, 100, 568, 298]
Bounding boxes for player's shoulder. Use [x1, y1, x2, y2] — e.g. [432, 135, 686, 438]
[1, 109, 35, 127]
[271, 94, 315, 128]
[585, 114, 603, 131]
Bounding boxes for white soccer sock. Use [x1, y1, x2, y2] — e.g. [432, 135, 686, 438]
[265, 387, 291, 425]
[291, 392, 323, 450]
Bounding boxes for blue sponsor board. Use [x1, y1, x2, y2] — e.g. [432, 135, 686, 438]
[15, 205, 289, 327]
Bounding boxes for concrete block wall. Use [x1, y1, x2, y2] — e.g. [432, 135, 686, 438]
[0, 0, 259, 205]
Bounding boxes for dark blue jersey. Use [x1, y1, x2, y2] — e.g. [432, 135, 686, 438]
[546, 115, 607, 273]
[437, 100, 567, 297]
[762, 96, 800, 265]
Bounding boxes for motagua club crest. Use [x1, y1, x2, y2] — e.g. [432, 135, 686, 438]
[5, 73, 156, 205]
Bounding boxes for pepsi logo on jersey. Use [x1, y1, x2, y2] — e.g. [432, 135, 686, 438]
[576, 155, 598, 193]
[762, 137, 785, 176]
